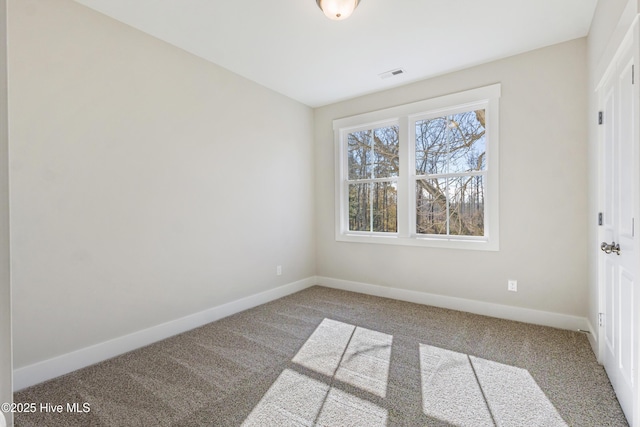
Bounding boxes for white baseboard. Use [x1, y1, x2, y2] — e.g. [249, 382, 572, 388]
[14, 275, 592, 391]
[317, 276, 590, 332]
[13, 276, 317, 391]
[585, 319, 600, 361]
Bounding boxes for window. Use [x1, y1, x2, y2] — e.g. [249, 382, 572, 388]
[347, 124, 399, 233]
[413, 110, 486, 237]
[334, 84, 500, 250]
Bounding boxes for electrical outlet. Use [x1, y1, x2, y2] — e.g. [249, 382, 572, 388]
[508, 280, 518, 292]
[276, 265, 282, 276]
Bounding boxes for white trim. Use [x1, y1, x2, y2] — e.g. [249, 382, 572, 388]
[595, 16, 637, 92]
[334, 233, 496, 251]
[585, 319, 599, 359]
[317, 276, 590, 332]
[595, 15, 640, 426]
[594, 3, 639, 89]
[332, 84, 501, 130]
[13, 277, 317, 391]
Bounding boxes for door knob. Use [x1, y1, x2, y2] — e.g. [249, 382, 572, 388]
[601, 241, 621, 255]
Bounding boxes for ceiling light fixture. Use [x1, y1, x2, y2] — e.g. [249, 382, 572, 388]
[316, 0, 361, 21]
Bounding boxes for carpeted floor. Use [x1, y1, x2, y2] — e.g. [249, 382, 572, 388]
[13, 286, 628, 426]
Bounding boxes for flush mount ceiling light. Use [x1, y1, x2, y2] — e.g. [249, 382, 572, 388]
[316, 0, 361, 20]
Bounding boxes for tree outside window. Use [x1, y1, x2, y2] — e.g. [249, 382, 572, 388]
[415, 110, 486, 237]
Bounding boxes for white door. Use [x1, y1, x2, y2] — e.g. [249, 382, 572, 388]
[599, 34, 638, 426]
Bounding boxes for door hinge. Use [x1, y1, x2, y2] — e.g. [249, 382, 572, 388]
[598, 111, 603, 125]
[633, 65, 635, 84]
[633, 218, 635, 237]
[598, 313, 604, 327]
[598, 212, 603, 226]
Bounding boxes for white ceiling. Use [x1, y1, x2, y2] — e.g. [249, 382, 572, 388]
[75, 0, 598, 107]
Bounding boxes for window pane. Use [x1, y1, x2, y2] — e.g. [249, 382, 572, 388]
[348, 130, 371, 180]
[349, 183, 370, 231]
[448, 175, 485, 236]
[415, 118, 448, 175]
[448, 110, 486, 174]
[373, 126, 399, 178]
[416, 179, 447, 235]
[372, 182, 397, 232]
[415, 110, 486, 175]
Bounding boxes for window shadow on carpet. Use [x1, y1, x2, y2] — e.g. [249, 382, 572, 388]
[242, 318, 567, 427]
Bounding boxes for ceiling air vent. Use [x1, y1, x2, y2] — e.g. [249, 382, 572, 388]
[379, 68, 406, 79]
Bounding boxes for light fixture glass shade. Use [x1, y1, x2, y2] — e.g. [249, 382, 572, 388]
[316, 0, 360, 20]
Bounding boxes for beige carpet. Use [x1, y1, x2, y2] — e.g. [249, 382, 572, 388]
[14, 286, 627, 426]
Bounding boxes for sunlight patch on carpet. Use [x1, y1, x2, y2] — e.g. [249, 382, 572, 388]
[420, 344, 494, 426]
[470, 356, 568, 426]
[243, 318, 392, 426]
[241, 369, 387, 426]
[291, 318, 355, 377]
[292, 318, 393, 398]
[420, 344, 568, 427]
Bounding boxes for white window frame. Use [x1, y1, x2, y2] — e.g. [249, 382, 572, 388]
[334, 84, 500, 251]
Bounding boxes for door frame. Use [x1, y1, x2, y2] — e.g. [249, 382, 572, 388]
[596, 16, 640, 427]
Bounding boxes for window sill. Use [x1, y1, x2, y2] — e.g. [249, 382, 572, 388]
[335, 233, 499, 251]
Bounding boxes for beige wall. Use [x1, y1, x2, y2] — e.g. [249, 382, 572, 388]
[315, 38, 588, 316]
[0, 0, 10, 422]
[8, 0, 315, 368]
